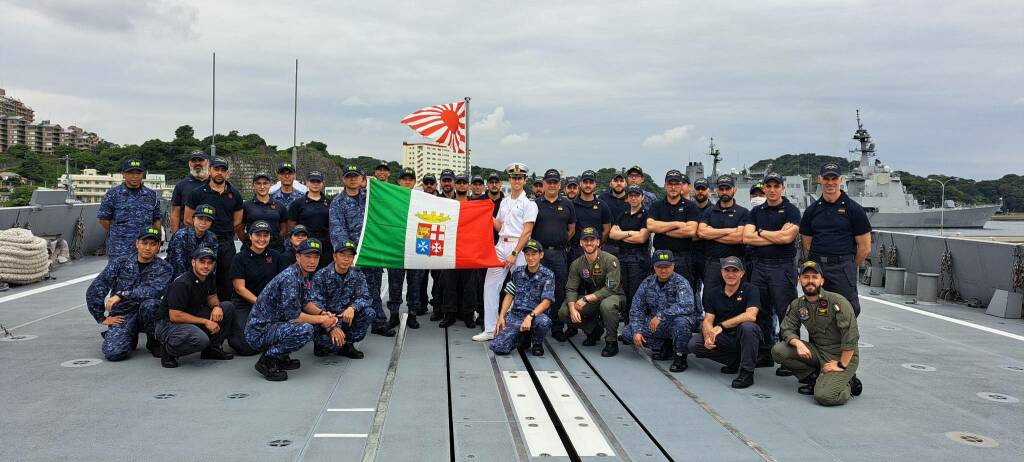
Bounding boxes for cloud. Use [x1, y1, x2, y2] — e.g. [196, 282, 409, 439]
[500, 133, 530, 145]
[356, 117, 385, 130]
[642, 125, 695, 148]
[342, 96, 369, 107]
[472, 107, 511, 133]
[7, 0, 196, 37]
[1014, 97, 1024, 105]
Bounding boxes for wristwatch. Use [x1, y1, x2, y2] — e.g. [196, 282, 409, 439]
[838, 361, 848, 370]
[529, 312, 537, 318]
[103, 310, 111, 318]
[756, 229, 763, 237]
[511, 250, 518, 257]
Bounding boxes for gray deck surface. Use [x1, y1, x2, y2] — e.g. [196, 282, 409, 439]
[1, 256, 1022, 461]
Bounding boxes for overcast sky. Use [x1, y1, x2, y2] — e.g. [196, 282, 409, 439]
[2, 0, 1021, 180]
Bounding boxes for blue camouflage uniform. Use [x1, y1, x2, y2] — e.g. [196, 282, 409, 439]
[271, 188, 304, 209]
[165, 227, 218, 280]
[329, 188, 386, 328]
[623, 272, 700, 355]
[308, 265, 377, 353]
[85, 254, 172, 360]
[97, 184, 162, 259]
[490, 266, 555, 355]
[244, 265, 315, 358]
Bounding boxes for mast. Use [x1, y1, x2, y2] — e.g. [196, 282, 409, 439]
[707, 137, 722, 181]
[292, 59, 299, 168]
[210, 52, 216, 158]
[852, 109, 875, 173]
[463, 96, 471, 175]
[63, 154, 75, 203]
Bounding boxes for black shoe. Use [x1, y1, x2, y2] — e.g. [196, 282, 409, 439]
[531, 343, 544, 356]
[371, 326, 397, 337]
[720, 363, 740, 374]
[160, 344, 178, 369]
[200, 346, 234, 360]
[731, 369, 755, 389]
[439, 314, 457, 328]
[464, 316, 476, 329]
[582, 326, 604, 346]
[146, 334, 161, 358]
[563, 327, 578, 339]
[256, 354, 287, 382]
[407, 317, 420, 329]
[129, 332, 139, 351]
[388, 316, 400, 329]
[314, 346, 331, 357]
[798, 371, 819, 385]
[670, 355, 688, 372]
[797, 383, 815, 395]
[651, 342, 674, 361]
[601, 341, 619, 357]
[429, 311, 444, 322]
[850, 375, 863, 396]
[775, 366, 794, 377]
[415, 307, 427, 316]
[756, 353, 775, 368]
[277, 354, 300, 370]
[339, 343, 364, 359]
[551, 329, 567, 342]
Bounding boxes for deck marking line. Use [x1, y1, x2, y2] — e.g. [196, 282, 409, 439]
[360, 312, 408, 462]
[326, 408, 376, 412]
[487, 347, 532, 460]
[313, 433, 368, 438]
[0, 273, 98, 304]
[862, 295, 1024, 342]
[9, 303, 85, 330]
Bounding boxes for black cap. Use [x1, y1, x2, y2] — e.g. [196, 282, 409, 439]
[694, 177, 710, 189]
[626, 165, 643, 176]
[565, 176, 579, 186]
[523, 239, 543, 253]
[820, 162, 842, 178]
[580, 170, 597, 182]
[335, 240, 357, 254]
[121, 159, 145, 172]
[454, 173, 469, 183]
[421, 174, 437, 183]
[471, 175, 484, 184]
[252, 172, 272, 182]
[343, 164, 364, 177]
[763, 172, 785, 184]
[720, 256, 744, 270]
[210, 157, 229, 169]
[194, 203, 216, 220]
[626, 185, 643, 195]
[543, 169, 561, 182]
[487, 172, 501, 181]
[188, 150, 208, 161]
[290, 224, 309, 236]
[652, 249, 674, 267]
[297, 238, 324, 254]
[801, 260, 824, 275]
[533, 178, 543, 186]
[580, 226, 601, 240]
[277, 162, 296, 173]
[248, 220, 272, 234]
[375, 162, 391, 171]
[716, 174, 735, 187]
[399, 167, 416, 179]
[750, 182, 765, 193]
[440, 169, 456, 181]
[192, 246, 216, 260]
[137, 227, 161, 241]
[664, 169, 685, 183]
[307, 171, 324, 182]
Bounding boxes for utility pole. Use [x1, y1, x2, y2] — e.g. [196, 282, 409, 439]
[928, 177, 952, 235]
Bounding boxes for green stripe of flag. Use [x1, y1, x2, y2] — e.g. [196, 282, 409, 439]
[356, 180, 410, 268]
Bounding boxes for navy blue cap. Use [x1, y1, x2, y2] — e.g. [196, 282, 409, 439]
[471, 175, 484, 184]
[248, 220, 271, 234]
[188, 150, 208, 161]
[716, 174, 735, 187]
[375, 162, 391, 171]
[820, 162, 842, 177]
[533, 177, 543, 185]
[252, 172, 272, 182]
[612, 171, 626, 180]
[801, 260, 824, 275]
[664, 169, 685, 183]
[763, 172, 785, 184]
[626, 185, 643, 195]
[342, 164, 364, 177]
[399, 167, 416, 179]
[454, 173, 469, 183]
[194, 203, 216, 220]
[543, 169, 561, 182]
[565, 176, 579, 186]
[297, 238, 324, 254]
[523, 239, 543, 253]
[487, 172, 501, 181]
[137, 226, 162, 241]
[210, 157, 229, 169]
[290, 224, 309, 236]
[653, 249, 674, 267]
[277, 162, 296, 173]
[694, 177, 710, 189]
[580, 170, 597, 182]
[192, 246, 216, 260]
[440, 169, 455, 181]
[335, 241, 357, 254]
[580, 226, 601, 240]
[307, 171, 324, 181]
[121, 159, 145, 172]
[720, 256, 744, 270]
[750, 182, 765, 193]
[422, 174, 437, 183]
[627, 165, 643, 176]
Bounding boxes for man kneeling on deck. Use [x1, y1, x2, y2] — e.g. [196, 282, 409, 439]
[307, 241, 376, 359]
[156, 246, 235, 367]
[688, 256, 762, 389]
[559, 227, 623, 357]
[491, 240, 554, 357]
[245, 239, 339, 381]
[85, 227, 172, 361]
[772, 260, 862, 406]
[623, 250, 699, 373]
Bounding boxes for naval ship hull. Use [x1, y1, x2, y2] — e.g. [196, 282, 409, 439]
[867, 204, 1000, 229]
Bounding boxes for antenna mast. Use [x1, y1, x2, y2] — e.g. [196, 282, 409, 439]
[708, 137, 722, 181]
[292, 59, 299, 168]
[210, 52, 216, 158]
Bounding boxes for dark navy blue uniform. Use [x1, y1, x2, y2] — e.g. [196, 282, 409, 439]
[622, 272, 699, 356]
[389, 268, 424, 321]
[690, 201, 713, 304]
[156, 271, 236, 358]
[165, 228, 218, 280]
[186, 182, 243, 300]
[228, 247, 287, 355]
[491, 266, 555, 355]
[745, 198, 801, 345]
[329, 189, 386, 328]
[699, 202, 749, 305]
[649, 197, 701, 287]
[613, 207, 650, 318]
[85, 255, 172, 360]
[569, 196, 612, 262]
[97, 184, 162, 260]
[800, 192, 871, 316]
[598, 191, 628, 255]
[534, 196, 576, 334]
[289, 193, 333, 268]
[689, 282, 763, 371]
[243, 198, 287, 250]
[245, 265, 315, 359]
[308, 266, 377, 354]
[171, 175, 207, 229]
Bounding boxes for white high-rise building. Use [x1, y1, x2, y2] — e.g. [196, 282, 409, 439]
[401, 142, 470, 183]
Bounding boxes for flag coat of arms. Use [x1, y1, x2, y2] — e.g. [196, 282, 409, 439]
[355, 179, 502, 269]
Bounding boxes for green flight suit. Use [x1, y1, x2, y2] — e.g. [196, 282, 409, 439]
[559, 250, 624, 343]
[772, 289, 860, 406]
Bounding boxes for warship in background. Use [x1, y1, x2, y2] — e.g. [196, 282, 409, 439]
[690, 111, 1000, 228]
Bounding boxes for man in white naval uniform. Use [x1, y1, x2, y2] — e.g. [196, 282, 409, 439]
[474, 163, 539, 342]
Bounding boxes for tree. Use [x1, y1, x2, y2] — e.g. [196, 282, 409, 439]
[16, 151, 62, 184]
[307, 141, 328, 152]
[4, 184, 38, 207]
[4, 144, 32, 160]
[175, 125, 195, 141]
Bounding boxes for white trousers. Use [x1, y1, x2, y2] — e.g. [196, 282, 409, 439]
[483, 240, 526, 332]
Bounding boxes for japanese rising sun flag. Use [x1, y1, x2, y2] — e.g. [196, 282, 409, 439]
[355, 179, 502, 269]
[400, 101, 466, 154]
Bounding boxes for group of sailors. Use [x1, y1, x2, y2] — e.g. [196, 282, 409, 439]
[88, 152, 871, 406]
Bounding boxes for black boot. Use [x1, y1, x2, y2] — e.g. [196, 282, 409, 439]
[731, 369, 755, 389]
[256, 354, 287, 381]
[850, 375, 863, 396]
[531, 343, 544, 356]
[582, 326, 604, 346]
[160, 344, 178, 369]
[439, 313, 458, 328]
[551, 328, 567, 342]
[388, 315, 400, 329]
[670, 354, 688, 372]
[407, 316, 420, 329]
[651, 342, 674, 361]
[720, 362, 740, 374]
[339, 343, 364, 359]
[756, 352, 775, 368]
[798, 373, 818, 395]
[429, 310, 444, 322]
[463, 314, 476, 329]
[201, 345, 234, 360]
[601, 341, 619, 357]
[371, 326, 396, 337]
[277, 354, 301, 370]
[775, 366, 794, 377]
[313, 345, 331, 357]
[146, 334, 161, 358]
[563, 326, 578, 339]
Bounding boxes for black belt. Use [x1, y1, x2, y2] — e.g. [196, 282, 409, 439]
[543, 245, 566, 251]
[754, 257, 795, 263]
[811, 254, 853, 263]
[620, 247, 646, 254]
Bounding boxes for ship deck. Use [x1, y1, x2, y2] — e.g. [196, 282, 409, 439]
[2, 256, 1023, 461]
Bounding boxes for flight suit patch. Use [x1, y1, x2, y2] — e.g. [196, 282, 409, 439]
[799, 307, 810, 321]
[817, 299, 829, 315]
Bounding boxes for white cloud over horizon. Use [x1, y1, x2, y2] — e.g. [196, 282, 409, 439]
[642, 125, 696, 148]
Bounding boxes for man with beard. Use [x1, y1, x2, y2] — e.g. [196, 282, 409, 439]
[690, 178, 713, 303]
[441, 174, 482, 328]
[97, 159, 163, 260]
[569, 170, 612, 264]
[563, 176, 579, 200]
[185, 157, 244, 301]
[696, 175, 748, 308]
[374, 162, 391, 183]
[531, 177, 544, 200]
[166, 203, 218, 280]
[439, 169, 456, 199]
[772, 261, 862, 406]
[800, 163, 872, 316]
[170, 151, 209, 234]
[386, 167, 424, 330]
[560, 227, 623, 356]
[308, 241, 377, 359]
[598, 172, 628, 257]
[532, 169, 576, 341]
[288, 171, 332, 269]
[647, 170, 701, 291]
[270, 162, 306, 208]
[470, 175, 486, 199]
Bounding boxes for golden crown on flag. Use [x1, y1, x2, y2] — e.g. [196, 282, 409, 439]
[415, 211, 451, 223]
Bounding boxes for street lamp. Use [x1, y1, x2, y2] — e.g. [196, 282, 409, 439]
[928, 177, 954, 235]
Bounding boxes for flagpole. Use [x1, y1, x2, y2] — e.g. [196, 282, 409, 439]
[292, 59, 298, 168]
[211, 52, 216, 158]
[464, 96, 471, 175]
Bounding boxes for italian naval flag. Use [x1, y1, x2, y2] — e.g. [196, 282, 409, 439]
[355, 178, 503, 269]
